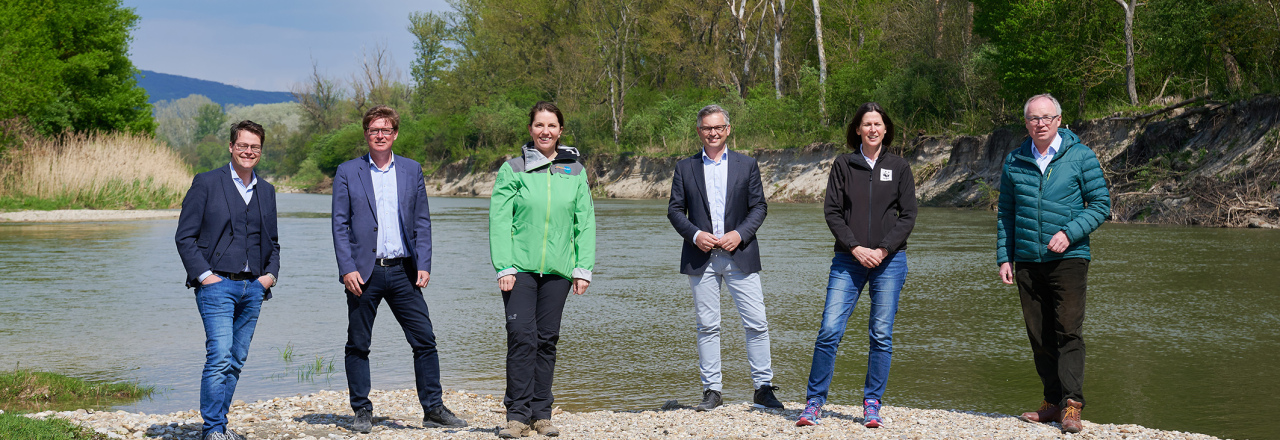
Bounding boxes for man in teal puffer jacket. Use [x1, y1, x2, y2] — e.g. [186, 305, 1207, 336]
[997, 94, 1110, 434]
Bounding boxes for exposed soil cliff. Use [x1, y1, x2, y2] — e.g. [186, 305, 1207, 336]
[425, 95, 1280, 228]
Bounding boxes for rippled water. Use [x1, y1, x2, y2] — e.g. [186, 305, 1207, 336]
[2, 194, 1277, 439]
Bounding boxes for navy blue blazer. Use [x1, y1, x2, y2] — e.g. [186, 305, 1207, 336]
[175, 165, 280, 290]
[667, 150, 768, 275]
[331, 154, 432, 282]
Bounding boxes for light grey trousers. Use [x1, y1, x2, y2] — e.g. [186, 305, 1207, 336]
[688, 251, 774, 392]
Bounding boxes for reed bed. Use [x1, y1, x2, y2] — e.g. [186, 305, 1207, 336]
[1, 131, 193, 210]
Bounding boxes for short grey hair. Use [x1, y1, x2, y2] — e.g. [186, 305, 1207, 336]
[696, 104, 731, 126]
[1023, 94, 1062, 119]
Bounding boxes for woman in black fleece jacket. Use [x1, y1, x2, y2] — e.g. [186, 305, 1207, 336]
[796, 102, 917, 429]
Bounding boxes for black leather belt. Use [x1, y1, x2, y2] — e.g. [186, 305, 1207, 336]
[375, 258, 404, 267]
[214, 271, 254, 281]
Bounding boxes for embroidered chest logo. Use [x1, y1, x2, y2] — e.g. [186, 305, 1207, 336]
[880, 169, 893, 181]
[560, 165, 573, 174]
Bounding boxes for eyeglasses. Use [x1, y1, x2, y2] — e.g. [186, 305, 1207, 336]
[366, 128, 396, 136]
[1026, 115, 1060, 126]
[698, 125, 729, 134]
[232, 143, 262, 153]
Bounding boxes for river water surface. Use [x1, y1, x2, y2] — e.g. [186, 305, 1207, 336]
[2, 194, 1277, 439]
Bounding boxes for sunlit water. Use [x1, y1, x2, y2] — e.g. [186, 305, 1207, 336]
[2, 194, 1277, 439]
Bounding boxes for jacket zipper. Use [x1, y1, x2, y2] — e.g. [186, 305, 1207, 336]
[539, 166, 551, 274]
[866, 161, 875, 248]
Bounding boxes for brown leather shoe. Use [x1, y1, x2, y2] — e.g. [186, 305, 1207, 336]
[1018, 400, 1061, 423]
[1060, 399, 1084, 433]
[531, 419, 560, 437]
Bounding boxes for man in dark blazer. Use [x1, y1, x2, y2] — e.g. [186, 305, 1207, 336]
[175, 120, 279, 440]
[667, 105, 782, 412]
[331, 105, 466, 432]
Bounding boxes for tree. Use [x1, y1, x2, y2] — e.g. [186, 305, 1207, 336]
[0, 0, 154, 135]
[1115, 0, 1140, 105]
[193, 103, 227, 142]
[291, 60, 346, 132]
[408, 11, 452, 114]
[812, 0, 828, 125]
[771, 0, 790, 99]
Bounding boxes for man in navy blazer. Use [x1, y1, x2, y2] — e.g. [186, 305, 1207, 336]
[667, 105, 782, 413]
[331, 105, 466, 432]
[175, 120, 279, 440]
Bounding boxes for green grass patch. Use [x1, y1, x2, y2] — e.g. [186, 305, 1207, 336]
[0, 412, 103, 440]
[0, 180, 184, 212]
[0, 370, 153, 413]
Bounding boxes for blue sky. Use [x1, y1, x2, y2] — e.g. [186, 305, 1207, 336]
[122, 0, 451, 92]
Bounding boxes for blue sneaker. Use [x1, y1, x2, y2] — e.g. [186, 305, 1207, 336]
[796, 398, 822, 426]
[863, 399, 882, 428]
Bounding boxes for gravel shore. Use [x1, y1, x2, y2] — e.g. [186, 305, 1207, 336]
[0, 209, 179, 222]
[20, 388, 1221, 440]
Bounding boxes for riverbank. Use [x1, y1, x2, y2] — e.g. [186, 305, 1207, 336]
[0, 209, 178, 222]
[20, 388, 1220, 439]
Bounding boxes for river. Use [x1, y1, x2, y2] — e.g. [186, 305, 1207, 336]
[1, 194, 1277, 439]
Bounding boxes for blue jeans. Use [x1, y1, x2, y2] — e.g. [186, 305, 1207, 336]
[195, 278, 264, 435]
[805, 251, 907, 405]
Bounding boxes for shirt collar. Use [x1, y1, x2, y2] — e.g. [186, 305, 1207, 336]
[701, 148, 729, 165]
[1033, 133, 1062, 160]
[227, 163, 256, 188]
[367, 153, 396, 171]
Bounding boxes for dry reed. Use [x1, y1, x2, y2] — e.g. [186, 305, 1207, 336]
[1, 131, 193, 209]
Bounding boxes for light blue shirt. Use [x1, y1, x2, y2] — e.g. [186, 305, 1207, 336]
[369, 155, 407, 259]
[1032, 134, 1062, 174]
[699, 149, 729, 241]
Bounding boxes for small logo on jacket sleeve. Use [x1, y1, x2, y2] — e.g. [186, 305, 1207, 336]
[880, 169, 893, 181]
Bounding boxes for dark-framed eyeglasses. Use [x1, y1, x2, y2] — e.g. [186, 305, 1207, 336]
[1026, 115, 1060, 126]
[232, 143, 262, 153]
[698, 125, 729, 134]
[366, 128, 396, 136]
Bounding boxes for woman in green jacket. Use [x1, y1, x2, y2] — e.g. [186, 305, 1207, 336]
[489, 101, 595, 438]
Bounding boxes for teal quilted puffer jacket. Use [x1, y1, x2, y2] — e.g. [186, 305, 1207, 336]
[996, 128, 1110, 264]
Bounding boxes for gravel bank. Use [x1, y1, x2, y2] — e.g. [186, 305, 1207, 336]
[0, 209, 178, 222]
[21, 388, 1221, 439]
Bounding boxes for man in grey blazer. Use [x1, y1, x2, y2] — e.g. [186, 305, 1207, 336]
[667, 105, 782, 412]
[331, 105, 466, 432]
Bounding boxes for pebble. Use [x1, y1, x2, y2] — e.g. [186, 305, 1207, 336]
[23, 388, 1221, 439]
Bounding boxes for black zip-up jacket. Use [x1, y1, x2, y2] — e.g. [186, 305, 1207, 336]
[823, 149, 918, 255]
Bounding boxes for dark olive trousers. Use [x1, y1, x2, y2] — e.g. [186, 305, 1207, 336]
[1015, 258, 1088, 409]
[502, 272, 571, 423]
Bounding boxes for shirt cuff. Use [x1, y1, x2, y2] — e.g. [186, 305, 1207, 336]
[572, 268, 592, 282]
[197, 270, 214, 283]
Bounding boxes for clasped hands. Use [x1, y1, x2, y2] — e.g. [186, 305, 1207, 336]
[694, 230, 743, 253]
[851, 246, 890, 268]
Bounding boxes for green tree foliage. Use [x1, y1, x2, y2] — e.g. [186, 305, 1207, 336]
[0, 0, 154, 135]
[193, 103, 227, 142]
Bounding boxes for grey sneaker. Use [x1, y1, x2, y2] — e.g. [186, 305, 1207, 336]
[202, 431, 231, 440]
[753, 385, 784, 409]
[694, 389, 722, 412]
[225, 429, 246, 440]
[352, 407, 373, 433]
[423, 404, 468, 428]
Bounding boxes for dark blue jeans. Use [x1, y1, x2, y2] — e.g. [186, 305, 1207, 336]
[344, 263, 442, 412]
[195, 278, 264, 435]
[805, 251, 907, 405]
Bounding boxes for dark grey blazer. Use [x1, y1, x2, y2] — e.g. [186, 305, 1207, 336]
[175, 165, 280, 290]
[667, 150, 768, 275]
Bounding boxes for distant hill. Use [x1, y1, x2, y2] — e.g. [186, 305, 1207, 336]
[136, 70, 296, 106]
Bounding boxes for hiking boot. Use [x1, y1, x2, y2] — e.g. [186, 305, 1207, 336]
[497, 420, 530, 438]
[795, 398, 822, 426]
[1060, 399, 1084, 433]
[1019, 400, 1061, 423]
[531, 419, 560, 437]
[863, 399, 883, 428]
[352, 407, 373, 433]
[423, 404, 468, 428]
[694, 389, 722, 412]
[753, 385, 784, 409]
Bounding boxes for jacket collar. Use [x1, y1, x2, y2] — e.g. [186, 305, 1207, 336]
[521, 142, 580, 171]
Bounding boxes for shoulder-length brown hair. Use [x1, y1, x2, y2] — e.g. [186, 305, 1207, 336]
[846, 102, 895, 152]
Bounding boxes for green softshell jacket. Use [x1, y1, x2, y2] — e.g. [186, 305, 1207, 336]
[489, 143, 596, 281]
[996, 128, 1111, 264]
